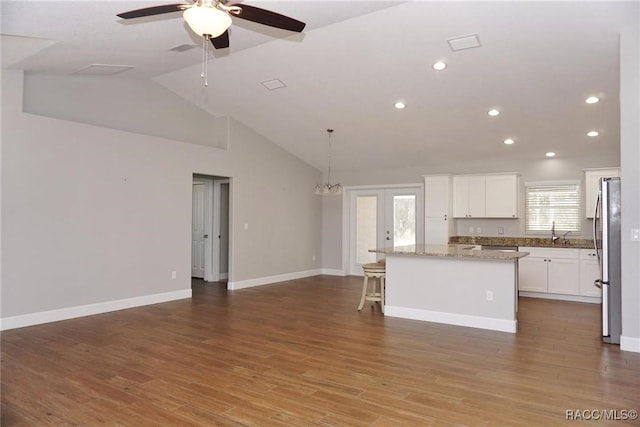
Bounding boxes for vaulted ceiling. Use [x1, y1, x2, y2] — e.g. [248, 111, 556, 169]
[2, 1, 638, 172]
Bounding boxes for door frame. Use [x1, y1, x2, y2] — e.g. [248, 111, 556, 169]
[342, 183, 424, 276]
[212, 178, 230, 282]
[192, 174, 232, 285]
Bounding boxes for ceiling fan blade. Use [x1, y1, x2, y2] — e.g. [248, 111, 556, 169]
[232, 4, 306, 32]
[117, 4, 188, 19]
[211, 31, 230, 49]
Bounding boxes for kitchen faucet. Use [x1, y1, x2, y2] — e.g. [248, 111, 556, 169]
[551, 221, 560, 244]
[562, 231, 572, 245]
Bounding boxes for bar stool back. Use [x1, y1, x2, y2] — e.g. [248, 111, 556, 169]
[358, 261, 386, 313]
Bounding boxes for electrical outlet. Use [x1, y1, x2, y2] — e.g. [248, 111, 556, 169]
[468, 226, 474, 234]
[498, 226, 504, 235]
[476, 227, 482, 234]
[244, 223, 249, 230]
[171, 271, 177, 279]
[312, 255, 316, 261]
[486, 290, 493, 301]
[632, 229, 640, 242]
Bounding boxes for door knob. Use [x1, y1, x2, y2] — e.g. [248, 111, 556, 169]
[386, 237, 391, 240]
[204, 234, 208, 238]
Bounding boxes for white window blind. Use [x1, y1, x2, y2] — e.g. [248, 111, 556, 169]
[525, 183, 581, 233]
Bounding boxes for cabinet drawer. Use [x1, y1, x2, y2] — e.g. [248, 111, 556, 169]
[519, 247, 579, 259]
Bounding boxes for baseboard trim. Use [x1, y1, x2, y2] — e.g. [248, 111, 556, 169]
[321, 268, 345, 276]
[620, 335, 640, 353]
[519, 292, 601, 304]
[385, 306, 517, 333]
[228, 269, 322, 290]
[0, 289, 192, 331]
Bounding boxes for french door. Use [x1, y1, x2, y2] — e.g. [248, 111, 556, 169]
[347, 187, 423, 275]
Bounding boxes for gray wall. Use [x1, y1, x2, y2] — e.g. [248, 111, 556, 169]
[23, 73, 227, 150]
[1, 69, 322, 319]
[620, 25, 640, 347]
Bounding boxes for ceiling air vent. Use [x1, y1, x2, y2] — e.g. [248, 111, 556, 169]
[447, 34, 481, 51]
[73, 64, 136, 76]
[261, 79, 287, 91]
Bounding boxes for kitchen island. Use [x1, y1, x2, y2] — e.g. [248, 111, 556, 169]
[370, 245, 529, 333]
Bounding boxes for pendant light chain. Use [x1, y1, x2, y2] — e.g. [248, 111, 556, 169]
[326, 128, 334, 187]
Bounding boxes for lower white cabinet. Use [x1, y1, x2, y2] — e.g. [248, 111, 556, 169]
[580, 249, 602, 297]
[518, 247, 580, 295]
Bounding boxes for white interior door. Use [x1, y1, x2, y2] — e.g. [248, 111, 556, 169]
[191, 182, 207, 278]
[348, 187, 423, 275]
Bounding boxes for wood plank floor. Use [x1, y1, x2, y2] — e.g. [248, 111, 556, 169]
[2, 275, 639, 426]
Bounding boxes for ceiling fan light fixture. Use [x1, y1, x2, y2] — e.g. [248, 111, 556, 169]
[183, 5, 232, 38]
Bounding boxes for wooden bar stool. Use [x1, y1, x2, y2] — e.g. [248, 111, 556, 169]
[358, 261, 386, 313]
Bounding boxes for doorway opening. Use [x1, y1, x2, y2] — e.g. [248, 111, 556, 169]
[192, 174, 231, 287]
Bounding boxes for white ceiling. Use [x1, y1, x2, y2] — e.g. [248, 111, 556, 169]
[2, 1, 638, 173]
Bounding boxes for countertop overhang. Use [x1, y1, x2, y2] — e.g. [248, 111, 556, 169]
[370, 244, 529, 261]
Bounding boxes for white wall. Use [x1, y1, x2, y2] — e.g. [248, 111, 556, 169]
[619, 24, 640, 351]
[1, 70, 322, 324]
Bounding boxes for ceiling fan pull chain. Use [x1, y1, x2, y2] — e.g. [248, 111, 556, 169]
[201, 36, 209, 86]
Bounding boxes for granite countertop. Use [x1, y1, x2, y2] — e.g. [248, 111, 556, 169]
[370, 244, 529, 261]
[449, 236, 595, 249]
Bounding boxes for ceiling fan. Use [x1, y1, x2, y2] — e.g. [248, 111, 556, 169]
[117, 0, 306, 50]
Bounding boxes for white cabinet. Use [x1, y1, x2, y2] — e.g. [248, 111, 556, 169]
[485, 174, 518, 218]
[453, 173, 518, 218]
[518, 247, 580, 295]
[580, 249, 602, 297]
[584, 168, 620, 218]
[424, 175, 453, 245]
[453, 175, 485, 218]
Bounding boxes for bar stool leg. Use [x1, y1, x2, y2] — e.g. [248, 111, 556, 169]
[380, 276, 385, 314]
[358, 275, 368, 311]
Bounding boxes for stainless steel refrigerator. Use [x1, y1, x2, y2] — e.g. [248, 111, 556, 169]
[593, 177, 622, 344]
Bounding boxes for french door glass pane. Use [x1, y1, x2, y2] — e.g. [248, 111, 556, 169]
[393, 195, 416, 247]
[356, 196, 378, 264]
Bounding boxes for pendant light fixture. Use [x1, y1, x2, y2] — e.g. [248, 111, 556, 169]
[314, 129, 343, 196]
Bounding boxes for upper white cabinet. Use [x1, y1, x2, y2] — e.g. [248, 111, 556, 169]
[424, 175, 453, 245]
[485, 174, 518, 218]
[453, 175, 485, 218]
[585, 168, 620, 218]
[453, 173, 519, 218]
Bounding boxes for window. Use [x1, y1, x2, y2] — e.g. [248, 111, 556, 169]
[525, 182, 581, 233]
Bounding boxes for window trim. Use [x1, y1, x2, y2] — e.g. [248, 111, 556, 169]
[524, 180, 581, 235]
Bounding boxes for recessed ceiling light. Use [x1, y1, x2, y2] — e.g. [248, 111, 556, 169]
[503, 138, 514, 145]
[433, 61, 447, 71]
[545, 152, 556, 158]
[394, 101, 406, 109]
[585, 96, 600, 104]
[488, 109, 500, 117]
[587, 130, 599, 137]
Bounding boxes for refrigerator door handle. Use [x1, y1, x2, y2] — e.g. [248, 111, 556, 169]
[593, 189, 601, 265]
[594, 279, 602, 289]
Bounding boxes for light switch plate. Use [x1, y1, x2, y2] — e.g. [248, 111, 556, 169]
[632, 229, 640, 242]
